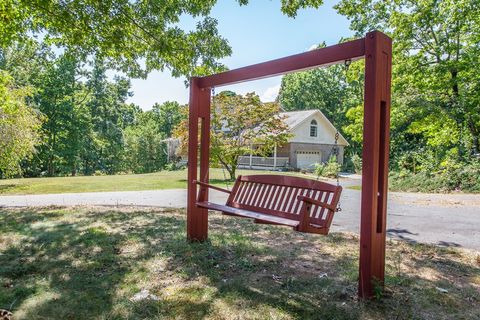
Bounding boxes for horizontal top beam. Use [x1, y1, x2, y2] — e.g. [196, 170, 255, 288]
[197, 37, 366, 89]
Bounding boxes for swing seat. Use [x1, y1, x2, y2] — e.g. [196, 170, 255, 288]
[195, 175, 342, 235]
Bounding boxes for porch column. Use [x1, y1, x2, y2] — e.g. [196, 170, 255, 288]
[249, 143, 253, 169]
[273, 143, 277, 169]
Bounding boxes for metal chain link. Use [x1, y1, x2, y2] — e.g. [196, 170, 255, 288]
[212, 87, 231, 191]
[332, 60, 351, 213]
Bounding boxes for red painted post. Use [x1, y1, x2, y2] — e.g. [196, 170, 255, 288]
[359, 31, 392, 298]
[187, 78, 210, 241]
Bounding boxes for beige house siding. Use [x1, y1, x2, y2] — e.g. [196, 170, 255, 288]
[287, 111, 348, 146]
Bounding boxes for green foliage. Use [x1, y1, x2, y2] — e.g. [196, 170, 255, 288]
[343, 104, 363, 146]
[389, 160, 480, 193]
[0, 1, 230, 78]
[124, 112, 167, 174]
[0, 0, 327, 78]
[314, 156, 341, 178]
[0, 71, 42, 177]
[210, 92, 291, 180]
[1, 41, 180, 178]
[329, 0, 480, 190]
[336, 0, 480, 168]
[279, 62, 354, 134]
[151, 101, 184, 138]
[277, 0, 325, 17]
[174, 92, 291, 180]
[351, 153, 362, 174]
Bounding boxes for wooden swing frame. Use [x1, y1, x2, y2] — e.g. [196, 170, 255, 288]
[187, 31, 392, 298]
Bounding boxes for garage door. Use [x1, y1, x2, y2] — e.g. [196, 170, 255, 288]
[296, 151, 322, 169]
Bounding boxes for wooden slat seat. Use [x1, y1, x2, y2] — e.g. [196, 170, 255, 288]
[194, 175, 342, 235]
[196, 201, 300, 227]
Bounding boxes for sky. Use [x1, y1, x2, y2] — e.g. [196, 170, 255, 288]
[127, 0, 353, 110]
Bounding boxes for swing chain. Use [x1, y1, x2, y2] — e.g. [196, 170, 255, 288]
[212, 87, 232, 191]
[332, 60, 351, 213]
[333, 131, 342, 212]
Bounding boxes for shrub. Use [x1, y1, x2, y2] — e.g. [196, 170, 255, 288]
[314, 156, 341, 179]
[389, 160, 480, 193]
[351, 154, 362, 174]
[164, 161, 185, 171]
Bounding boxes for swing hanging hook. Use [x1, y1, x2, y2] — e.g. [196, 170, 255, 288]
[344, 59, 352, 69]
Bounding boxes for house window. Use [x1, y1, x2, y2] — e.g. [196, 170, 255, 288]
[310, 119, 318, 137]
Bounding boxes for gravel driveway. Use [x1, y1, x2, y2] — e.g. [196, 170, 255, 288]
[1, 186, 479, 250]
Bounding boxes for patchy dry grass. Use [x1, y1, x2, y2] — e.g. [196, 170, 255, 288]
[0, 206, 478, 319]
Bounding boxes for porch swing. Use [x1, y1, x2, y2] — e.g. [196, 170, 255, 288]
[188, 31, 392, 299]
[193, 60, 351, 235]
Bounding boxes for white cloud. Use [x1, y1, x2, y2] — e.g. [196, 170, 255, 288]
[307, 44, 319, 51]
[260, 84, 281, 102]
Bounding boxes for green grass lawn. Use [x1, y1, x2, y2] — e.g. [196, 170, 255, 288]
[0, 169, 319, 195]
[0, 206, 478, 319]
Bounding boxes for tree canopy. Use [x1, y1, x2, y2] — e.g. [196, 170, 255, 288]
[277, 0, 480, 180]
[1, 0, 325, 78]
[0, 0, 327, 178]
[336, 0, 480, 169]
[0, 71, 42, 177]
[174, 92, 290, 180]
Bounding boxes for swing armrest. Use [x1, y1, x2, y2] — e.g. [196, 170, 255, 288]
[297, 195, 336, 212]
[194, 180, 231, 194]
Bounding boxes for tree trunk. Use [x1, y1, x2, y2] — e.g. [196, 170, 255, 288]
[467, 118, 480, 155]
[226, 165, 236, 181]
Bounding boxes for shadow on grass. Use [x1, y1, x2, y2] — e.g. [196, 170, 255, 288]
[0, 207, 478, 319]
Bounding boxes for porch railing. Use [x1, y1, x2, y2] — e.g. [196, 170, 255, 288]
[238, 156, 289, 168]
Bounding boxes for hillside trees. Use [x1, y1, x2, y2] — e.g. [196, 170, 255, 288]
[152, 101, 184, 138]
[279, 0, 479, 184]
[123, 101, 185, 173]
[0, 0, 330, 178]
[336, 0, 480, 173]
[0, 40, 184, 177]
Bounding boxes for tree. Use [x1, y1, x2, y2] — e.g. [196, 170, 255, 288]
[33, 52, 84, 176]
[85, 58, 132, 174]
[174, 92, 291, 180]
[124, 111, 167, 174]
[1, 0, 325, 78]
[279, 59, 352, 129]
[336, 0, 480, 169]
[152, 101, 185, 138]
[0, 71, 42, 177]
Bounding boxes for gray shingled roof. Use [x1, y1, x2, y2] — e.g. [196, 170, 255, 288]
[279, 110, 318, 130]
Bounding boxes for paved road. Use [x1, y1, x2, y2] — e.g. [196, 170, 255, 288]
[1, 187, 479, 250]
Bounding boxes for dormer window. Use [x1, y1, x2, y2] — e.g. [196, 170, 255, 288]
[310, 119, 318, 137]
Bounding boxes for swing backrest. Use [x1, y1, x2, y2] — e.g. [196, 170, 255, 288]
[226, 175, 342, 228]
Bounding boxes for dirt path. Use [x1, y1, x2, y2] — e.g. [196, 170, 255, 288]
[0, 184, 479, 250]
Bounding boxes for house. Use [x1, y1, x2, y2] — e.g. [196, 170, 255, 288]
[238, 109, 349, 170]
